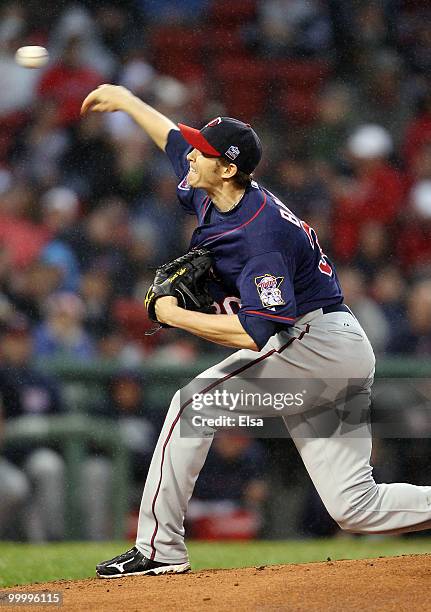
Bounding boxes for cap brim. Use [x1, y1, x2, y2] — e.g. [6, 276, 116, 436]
[178, 123, 221, 156]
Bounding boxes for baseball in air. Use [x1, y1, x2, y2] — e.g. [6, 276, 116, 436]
[15, 46, 49, 69]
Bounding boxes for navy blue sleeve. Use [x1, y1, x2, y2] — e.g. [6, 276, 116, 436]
[165, 129, 191, 180]
[237, 313, 276, 351]
[237, 251, 296, 350]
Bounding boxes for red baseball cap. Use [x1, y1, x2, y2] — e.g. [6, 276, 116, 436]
[178, 117, 262, 174]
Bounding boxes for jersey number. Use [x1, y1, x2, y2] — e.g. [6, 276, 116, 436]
[270, 192, 333, 277]
[212, 296, 241, 315]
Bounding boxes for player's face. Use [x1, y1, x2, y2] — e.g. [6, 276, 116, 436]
[186, 148, 223, 190]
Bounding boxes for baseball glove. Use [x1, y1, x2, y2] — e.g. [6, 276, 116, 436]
[144, 248, 214, 324]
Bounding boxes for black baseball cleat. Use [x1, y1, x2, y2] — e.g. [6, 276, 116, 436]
[96, 546, 191, 578]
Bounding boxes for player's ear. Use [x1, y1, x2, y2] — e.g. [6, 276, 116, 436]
[222, 163, 238, 180]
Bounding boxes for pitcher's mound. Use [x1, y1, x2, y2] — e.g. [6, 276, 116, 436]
[3, 554, 431, 611]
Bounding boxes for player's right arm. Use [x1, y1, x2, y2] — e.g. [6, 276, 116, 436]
[81, 84, 178, 150]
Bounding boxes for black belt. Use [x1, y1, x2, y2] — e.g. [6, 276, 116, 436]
[321, 303, 351, 315]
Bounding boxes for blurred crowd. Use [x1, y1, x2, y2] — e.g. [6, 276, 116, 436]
[2, 0, 431, 541]
[0, 0, 429, 361]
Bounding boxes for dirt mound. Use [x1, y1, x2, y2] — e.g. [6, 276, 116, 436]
[2, 554, 431, 611]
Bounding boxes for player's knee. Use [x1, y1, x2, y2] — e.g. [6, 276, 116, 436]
[334, 514, 363, 533]
[325, 505, 365, 532]
[323, 483, 378, 532]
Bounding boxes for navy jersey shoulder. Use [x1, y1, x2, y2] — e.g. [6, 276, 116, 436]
[164, 129, 343, 349]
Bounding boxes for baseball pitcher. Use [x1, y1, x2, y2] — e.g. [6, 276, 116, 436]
[81, 85, 431, 578]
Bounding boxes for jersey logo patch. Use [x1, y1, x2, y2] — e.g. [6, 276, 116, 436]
[178, 176, 191, 191]
[255, 274, 285, 308]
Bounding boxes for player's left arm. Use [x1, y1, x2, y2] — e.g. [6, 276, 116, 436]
[155, 297, 259, 351]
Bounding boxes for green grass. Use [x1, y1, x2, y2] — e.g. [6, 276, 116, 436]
[0, 538, 430, 588]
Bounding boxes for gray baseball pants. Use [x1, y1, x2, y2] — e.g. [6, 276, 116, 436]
[136, 309, 431, 563]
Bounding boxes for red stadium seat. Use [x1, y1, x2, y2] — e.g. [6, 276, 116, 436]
[269, 59, 332, 90]
[112, 298, 158, 349]
[213, 58, 269, 120]
[0, 111, 29, 161]
[204, 26, 249, 58]
[149, 27, 206, 77]
[278, 89, 319, 125]
[208, 0, 257, 27]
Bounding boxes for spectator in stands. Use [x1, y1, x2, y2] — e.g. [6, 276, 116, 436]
[353, 222, 390, 281]
[95, 4, 144, 57]
[255, 0, 333, 58]
[118, 57, 155, 102]
[48, 5, 117, 78]
[401, 9, 431, 76]
[398, 180, 431, 275]
[352, 2, 389, 56]
[371, 266, 406, 330]
[111, 131, 154, 205]
[134, 170, 185, 261]
[62, 200, 129, 286]
[0, 3, 39, 118]
[336, 267, 389, 354]
[403, 91, 431, 171]
[10, 101, 69, 188]
[39, 187, 81, 293]
[0, 317, 65, 541]
[37, 36, 102, 128]
[137, 0, 210, 24]
[309, 83, 355, 165]
[41, 187, 80, 236]
[0, 183, 49, 270]
[5, 261, 63, 325]
[60, 113, 119, 201]
[408, 142, 431, 189]
[387, 279, 431, 355]
[80, 268, 113, 339]
[188, 436, 268, 539]
[333, 124, 405, 261]
[354, 50, 413, 146]
[97, 325, 145, 366]
[33, 292, 95, 361]
[269, 155, 332, 221]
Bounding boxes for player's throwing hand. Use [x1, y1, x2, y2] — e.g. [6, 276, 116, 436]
[80, 84, 135, 115]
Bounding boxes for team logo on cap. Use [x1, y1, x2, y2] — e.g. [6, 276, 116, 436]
[255, 274, 285, 307]
[204, 117, 222, 128]
[225, 145, 240, 161]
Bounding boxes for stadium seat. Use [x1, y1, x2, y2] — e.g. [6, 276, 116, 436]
[204, 26, 249, 58]
[208, 0, 257, 28]
[213, 58, 269, 119]
[149, 27, 206, 76]
[269, 59, 332, 90]
[0, 111, 29, 161]
[278, 89, 319, 125]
